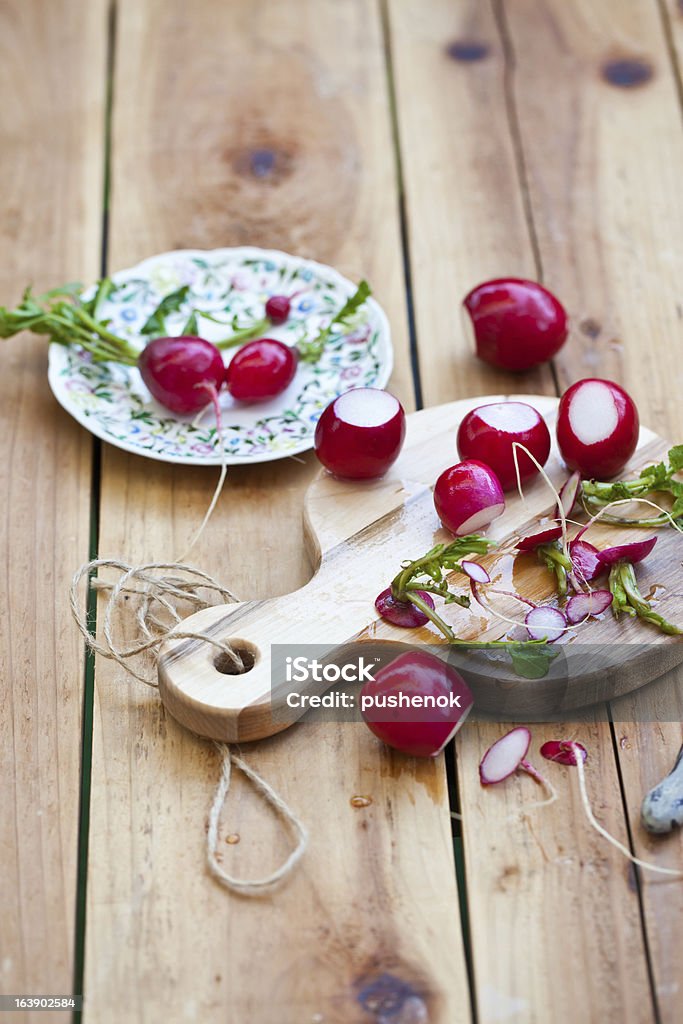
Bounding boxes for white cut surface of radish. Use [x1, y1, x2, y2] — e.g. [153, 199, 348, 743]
[457, 503, 506, 535]
[477, 402, 540, 432]
[525, 605, 567, 642]
[461, 560, 491, 584]
[568, 381, 618, 445]
[333, 388, 400, 427]
[480, 727, 532, 784]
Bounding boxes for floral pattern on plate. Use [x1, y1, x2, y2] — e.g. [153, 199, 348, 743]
[48, 247, 393, 465]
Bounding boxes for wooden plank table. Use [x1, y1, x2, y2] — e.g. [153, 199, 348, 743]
[1, 1, 682, 1021]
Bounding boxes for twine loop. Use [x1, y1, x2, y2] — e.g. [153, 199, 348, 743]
[70, 558, 308, 895]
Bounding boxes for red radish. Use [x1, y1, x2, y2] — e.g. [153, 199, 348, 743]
[374, 588, 435, 628]
[540, 740, 588, 766]
[360, 651, 473, 758]
[463, 278, 568, 371]
[517, 525, 563, 551]
[314, 388, 406, 480]
[479, 727, 531, 784]
[556, 378, 639, 478]
[225, 338, 297, 401]
[434, 460, 505, 536]
[525, 605, 567, 642]
[568, 539, 603, 584]
[138, 336, 226, 415]
[558, 470, 581, 516]
[461, 560, 491, 584]
[597, 536, 657, 566]
[566, 590, 613, 625]
[457, 401, 551, 490]
[264, 294, 291, 325]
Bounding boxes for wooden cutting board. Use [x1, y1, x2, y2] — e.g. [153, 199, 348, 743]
[158, 395, 682, 741]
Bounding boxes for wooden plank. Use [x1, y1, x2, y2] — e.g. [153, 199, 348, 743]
[499, 2, 683, 1020]
[389, 0, 656, 1019]
[84, 1, 470, 1021]
[0, 0, 107, 1015]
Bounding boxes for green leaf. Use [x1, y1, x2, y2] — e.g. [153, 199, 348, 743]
[509, 643, 557, 679]
[668, 445, 683, 473]
[140, 285, 190, 337]
[298, 280, 372, 362]
[181, 310, 199, 335]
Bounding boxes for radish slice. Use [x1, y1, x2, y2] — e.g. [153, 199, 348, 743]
[569, 539, 603, 584]
[461, 560, 491, 584]
[479, 727, 531, 785]
[540, 740, 588, 766]
[597, 536, 657, 566]
[517, 525, 563, 551]
[374, 588, 435, 628]
[566, 590, 613, 625]
[558, 471, 581, 516]
[525, 605, 567, 642]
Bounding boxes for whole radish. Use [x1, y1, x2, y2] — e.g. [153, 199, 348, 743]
[314, 388, 406, 480]
[434, 460, 505, 535]
[138, 336, 226, 415]
[463, 278, 568, 371]
[556, 378, 639, 478]
[225, 338, 298, 402]
[457, 401, 551, 491]
[361, 650, 473, 758]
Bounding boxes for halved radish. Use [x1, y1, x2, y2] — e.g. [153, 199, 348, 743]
[314, 387, 406, 480]
[597, 536, 657, 566]
[517, 525, 563, 551]
[525, 605, 567, 642]
[479, 727, 532, 785]
[540, 740, 588, 766]
[375, 588, 435, 628]
[556, 378, 639, 479]
[456, 401, 551, 491]
[460, 560, 491, 584]
[566, 590, 613, 625]
[433, 460, 505, 536]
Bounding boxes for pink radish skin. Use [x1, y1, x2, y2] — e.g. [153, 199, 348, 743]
[558, 471, 581, 516]
[314, 388, 406, 480]
[138, 336, 226, 415]
[556, 378, 639, 479]
[566, 590, 613, 625]
[479, 727, 532, 785]
[461, 560, 491, 584]
[375, 588, 435, 628]
[463, 279, 568, 372]
[597, 536, 657, 566]
[540, 740, 588, 766]
[525, 605, 567, 642]
[361, 651, 473, 758]
[434, 460, 505, 536]
[456, 401, 551, 491]
[569, 539, 604, 585]
[517, 525, 563, 551]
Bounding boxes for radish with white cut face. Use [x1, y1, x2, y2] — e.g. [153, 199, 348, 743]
[314, 387, 406, 479]
[461, 560, 491, 584]
[457, 401, 551, 491]
[433, 460, 505, 536]
[525, 605, 567, 642]
[566, 590, 613, 625]
[556, 378, 639, 478]
[479, 727, 532, 785]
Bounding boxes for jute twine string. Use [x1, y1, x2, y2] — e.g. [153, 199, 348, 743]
[70, 558, 308, 895]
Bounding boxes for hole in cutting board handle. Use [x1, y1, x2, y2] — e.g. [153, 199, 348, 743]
[214, 639, 260, 676]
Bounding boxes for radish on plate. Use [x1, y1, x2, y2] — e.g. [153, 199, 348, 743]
[225, 338, 297, 402]
[361, 651, 473, 758]
[314, 388, 406, 479]
[138, 336, 226, 415]
[434, 460, 505, 536]
[463, 278, 568, 371]
[556, 378, 639, 478]
[457, 401, 551, 491]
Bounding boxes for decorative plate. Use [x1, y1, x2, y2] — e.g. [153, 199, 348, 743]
[47, 247, 393, 465]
